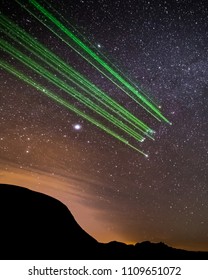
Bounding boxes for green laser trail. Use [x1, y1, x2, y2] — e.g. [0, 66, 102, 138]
[0, 17, 149, 135]
[43, 0, 160, 108]
[25, 0, 162, 123]
[0, 38, 146, 143]
[0, 59, 148, 156]
[16, 0, 163, 123]
[0, 40, 144, 143]
[26, 0, 170, 124]
[16, 0, 170, 124]
[0, 15, 154, 139]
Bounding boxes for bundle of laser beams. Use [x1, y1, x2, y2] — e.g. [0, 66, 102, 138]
[0, 1, 171, 156]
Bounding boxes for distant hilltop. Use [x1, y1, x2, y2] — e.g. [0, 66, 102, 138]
[0, 183, 207, 260]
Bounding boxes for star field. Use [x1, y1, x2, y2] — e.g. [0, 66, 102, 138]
[0, 0, 208, 251]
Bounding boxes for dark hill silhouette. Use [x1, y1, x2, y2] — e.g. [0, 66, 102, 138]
[0, 184, 207, 260]
[0, 183, 99, 259]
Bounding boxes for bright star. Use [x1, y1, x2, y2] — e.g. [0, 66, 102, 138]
[73, 124, 82, 130]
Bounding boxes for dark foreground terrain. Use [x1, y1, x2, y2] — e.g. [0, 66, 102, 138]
[0, 184, 207, 260]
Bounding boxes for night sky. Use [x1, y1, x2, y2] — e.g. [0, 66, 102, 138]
[1, 0, 208, 251]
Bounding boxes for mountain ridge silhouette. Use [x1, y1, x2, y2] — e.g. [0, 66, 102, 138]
[0, 183, 207, 260]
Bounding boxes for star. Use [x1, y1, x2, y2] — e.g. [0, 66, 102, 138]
[73, 124, 82, 130]
[0, 0, 207, 252]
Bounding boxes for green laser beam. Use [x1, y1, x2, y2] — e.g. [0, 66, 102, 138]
[16, 0, 163, 123]
[0, 38, 147, 143]
[0, 59, 148, 156]
[17, 0, 171, 124]
[1, 1, 173, 155]
[0, 14, 154, 139]
[31, 0, 170, 123]
[18, 0, 162, 123]
[42, 0, 160, 108]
